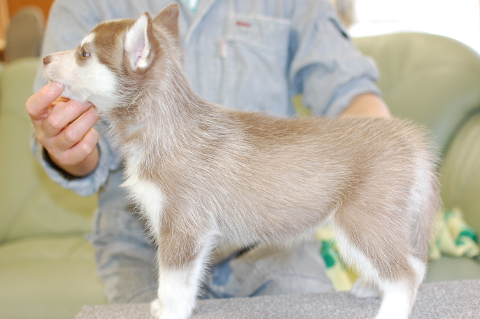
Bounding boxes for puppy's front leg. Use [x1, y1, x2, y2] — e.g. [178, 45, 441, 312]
[150, 230, 213, 319]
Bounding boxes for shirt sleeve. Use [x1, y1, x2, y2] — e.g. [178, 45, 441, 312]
[31, 0, 121, 197]
[288, 0, 381, 117]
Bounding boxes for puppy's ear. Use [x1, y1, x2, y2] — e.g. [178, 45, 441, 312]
[125, 13, 154, 71]
[153, 4, 180, 39]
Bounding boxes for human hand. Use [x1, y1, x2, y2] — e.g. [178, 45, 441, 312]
[26, 81, 100, 177]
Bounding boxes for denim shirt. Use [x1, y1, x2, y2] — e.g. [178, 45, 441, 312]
[33, 0, 380, 197]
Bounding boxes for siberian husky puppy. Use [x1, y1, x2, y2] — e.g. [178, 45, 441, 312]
[43, 4, 440, 319]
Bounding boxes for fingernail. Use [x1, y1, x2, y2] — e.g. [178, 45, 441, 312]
[49, 81, 64, 93]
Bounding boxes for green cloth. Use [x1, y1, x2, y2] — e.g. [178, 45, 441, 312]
[429, 207, 480, 260]
[316, 227, 353, 291]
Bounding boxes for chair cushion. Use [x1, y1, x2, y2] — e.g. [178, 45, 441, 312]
[426, 256, 480, 283]
[0, 235, 105, 319]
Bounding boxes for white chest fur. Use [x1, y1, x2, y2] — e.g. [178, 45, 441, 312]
[121, 149, 165, 238]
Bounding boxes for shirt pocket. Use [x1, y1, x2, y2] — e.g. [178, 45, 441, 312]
[222, 14, 293, 116]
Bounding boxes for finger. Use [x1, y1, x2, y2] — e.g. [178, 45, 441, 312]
[60, 128, 99, 166]
[26, 82, 64, 122]
[58, 105, 99, 150]
[42, 99, 93, 139]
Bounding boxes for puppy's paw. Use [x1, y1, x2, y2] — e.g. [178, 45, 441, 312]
[150, 299, 162, 318]
[350, 278, 381, 299]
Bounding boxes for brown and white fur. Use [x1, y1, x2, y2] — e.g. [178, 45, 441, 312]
[43, 5, 440, 319]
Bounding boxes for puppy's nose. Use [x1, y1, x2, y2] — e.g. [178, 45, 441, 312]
[43, 55, 52, 66]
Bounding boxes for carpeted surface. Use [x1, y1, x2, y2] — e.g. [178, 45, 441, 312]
[76, 279, 480, 318]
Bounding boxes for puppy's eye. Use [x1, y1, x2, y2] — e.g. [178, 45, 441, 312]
[81, 50, 91, 58]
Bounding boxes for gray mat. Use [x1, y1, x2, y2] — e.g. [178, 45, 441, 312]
[76, 279, 480, 318]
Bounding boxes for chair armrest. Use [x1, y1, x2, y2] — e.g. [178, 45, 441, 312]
[0, 57, 39, 116]
[441, 112, 480, 232]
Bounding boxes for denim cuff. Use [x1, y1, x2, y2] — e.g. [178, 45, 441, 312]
[324, 77, 382, 117]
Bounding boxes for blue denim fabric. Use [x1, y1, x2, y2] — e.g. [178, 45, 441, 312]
[32, 0, 377, 303]
[200, 237, 335, 299]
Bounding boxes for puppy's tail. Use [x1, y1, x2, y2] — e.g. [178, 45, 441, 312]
[409, 153, 442, 264]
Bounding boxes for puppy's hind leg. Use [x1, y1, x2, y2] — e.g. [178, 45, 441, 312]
[374, 256, 425, 319]
[332, 216, 425, 319]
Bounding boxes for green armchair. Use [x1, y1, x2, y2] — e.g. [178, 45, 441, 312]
[1, 32, 480, 319]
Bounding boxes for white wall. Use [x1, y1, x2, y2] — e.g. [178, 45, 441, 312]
[349, 0, 480, 52]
